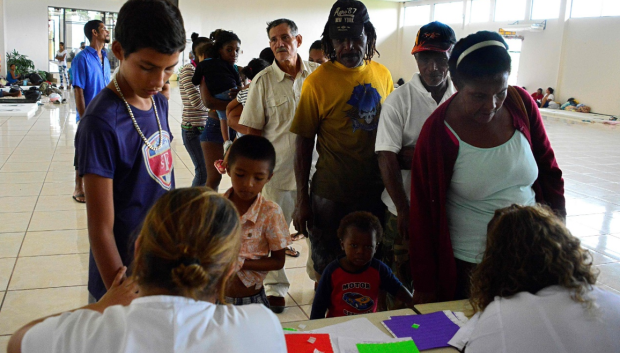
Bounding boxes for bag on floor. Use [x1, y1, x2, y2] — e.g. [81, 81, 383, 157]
[23, 89, 41, 101]
[28, 73, 43, 85]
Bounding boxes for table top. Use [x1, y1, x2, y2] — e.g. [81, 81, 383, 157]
[281, 308, 415, 335]
[281, 308, 458, 352]
[415, 299, 474, 317]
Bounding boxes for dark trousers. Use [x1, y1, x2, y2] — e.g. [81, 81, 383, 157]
[454, 258, 476, 300]
[309, 193, 385, 274]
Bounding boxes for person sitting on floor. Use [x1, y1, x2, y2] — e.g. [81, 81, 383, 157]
[310, 211, 413, 319]
[8, 188, 287, 353]
[541, 86, 555, 108]
[224, 135, 292, 308]
[6, 64, 21, 85]
[531, 87, 543, 105]
[451, 204, 620, 353]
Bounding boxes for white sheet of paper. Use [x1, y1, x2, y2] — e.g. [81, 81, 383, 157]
[336, 337, 413, 353]
[309, 317, 390, 341]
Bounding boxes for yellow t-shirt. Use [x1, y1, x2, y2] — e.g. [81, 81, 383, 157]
[290, 60, 394, 203]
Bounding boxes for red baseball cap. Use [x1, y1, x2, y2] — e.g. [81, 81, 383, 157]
[411, 21, 456, 55]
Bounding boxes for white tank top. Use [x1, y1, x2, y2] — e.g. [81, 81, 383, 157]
[445, 121, 538, 263]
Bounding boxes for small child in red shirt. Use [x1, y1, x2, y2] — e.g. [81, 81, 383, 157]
[310, 212, 413, 319]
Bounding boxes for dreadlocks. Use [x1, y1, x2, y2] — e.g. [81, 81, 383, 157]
[321, 22, 380, 63]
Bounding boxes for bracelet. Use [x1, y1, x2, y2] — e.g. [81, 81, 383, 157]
[223, 140, 233, 155]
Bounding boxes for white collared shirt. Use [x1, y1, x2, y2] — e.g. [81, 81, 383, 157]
[450, 286, 620, 353]
[23, 295, 287, 353]
[239, 57, 319, 190]
[375, 73, 456, 215]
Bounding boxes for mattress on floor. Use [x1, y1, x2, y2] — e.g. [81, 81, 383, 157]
[0, 96, 39, 104]
[539, 108, 617, 123]
[0, 103, 38, 118]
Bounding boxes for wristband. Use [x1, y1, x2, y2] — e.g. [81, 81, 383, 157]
[223, 140, 233, 155]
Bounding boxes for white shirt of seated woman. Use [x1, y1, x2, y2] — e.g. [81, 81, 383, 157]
[9, 188, 287, 353]
[450, 204, 620, 353]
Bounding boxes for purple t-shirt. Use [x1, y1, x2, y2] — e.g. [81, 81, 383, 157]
[76, 88, 175, 300]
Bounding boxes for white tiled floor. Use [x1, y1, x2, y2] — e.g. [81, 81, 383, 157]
[1, 85, 619, 348]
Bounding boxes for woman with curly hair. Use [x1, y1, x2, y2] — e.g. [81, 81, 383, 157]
[451, 204, 620, 352]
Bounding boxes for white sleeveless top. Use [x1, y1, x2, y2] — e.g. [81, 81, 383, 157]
[445, 122, 538, 263]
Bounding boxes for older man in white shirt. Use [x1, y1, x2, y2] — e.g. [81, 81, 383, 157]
[375, 21, 457, 309]
[239, 18, 319, 313]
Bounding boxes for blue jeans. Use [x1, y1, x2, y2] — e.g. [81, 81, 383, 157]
[200, 118, 223, 143]
[181, 126, 207, 186]
[200, 117, 236, 143]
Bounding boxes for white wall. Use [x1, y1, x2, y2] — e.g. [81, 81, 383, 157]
[557, 16, 620, 116]
[0, 0, 5, 75]
[395, 0, 620, 115]
[178, 0, 202, 67]
[396, 4, 565, 89]
[2, 0, 200, 74]
[199, 0, 400, 80]
[3, 0, 618, 115]
[3, 0, 123, 73]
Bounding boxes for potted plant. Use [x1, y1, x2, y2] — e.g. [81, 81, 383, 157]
[6, 50, 35, 76]
[6, 50, 51, 84]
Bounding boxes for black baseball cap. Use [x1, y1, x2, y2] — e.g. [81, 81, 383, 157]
[327, 0, 370, 39]
[411, 21, 456, 54]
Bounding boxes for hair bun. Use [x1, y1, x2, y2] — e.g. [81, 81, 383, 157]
[191, 32, 199, 42]
[171, 263, 210, 290]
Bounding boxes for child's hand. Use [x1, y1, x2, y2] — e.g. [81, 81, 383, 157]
[228, 88, 240, 99]
[93, 267, 139, 312]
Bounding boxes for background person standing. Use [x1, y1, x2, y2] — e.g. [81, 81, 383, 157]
[71, 20, 111, 203]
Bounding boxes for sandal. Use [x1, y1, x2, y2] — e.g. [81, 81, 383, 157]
[291, 232, 306, 241]
[72, 194, 86, 203]
[285, 246, 300, 258]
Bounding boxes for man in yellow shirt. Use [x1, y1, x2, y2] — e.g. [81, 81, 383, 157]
[290, 0, 394, 281]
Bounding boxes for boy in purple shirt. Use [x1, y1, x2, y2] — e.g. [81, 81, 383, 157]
[76, 0, 185, 301]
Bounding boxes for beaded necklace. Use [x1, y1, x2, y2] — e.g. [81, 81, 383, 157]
[113, 77, 163, 151]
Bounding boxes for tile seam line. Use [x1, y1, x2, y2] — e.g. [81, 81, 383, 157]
[1, 104, 68, 312]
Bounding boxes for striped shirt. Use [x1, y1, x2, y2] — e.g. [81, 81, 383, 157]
[237, 88, 249, 106]
[179, 63, 208, 127]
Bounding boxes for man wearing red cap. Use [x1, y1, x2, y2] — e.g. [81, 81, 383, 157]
[290, 0, 394, 281]
[374, 21, 457, 308]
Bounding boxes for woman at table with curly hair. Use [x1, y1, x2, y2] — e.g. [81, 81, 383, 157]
[451, 204, 620, 353]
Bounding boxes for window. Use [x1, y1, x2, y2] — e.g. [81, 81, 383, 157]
[531, 0, 561, 20]
[434, 2, 463, 24]
[504, 38, 523, 86]
[571, 0, 620, 18]
[404, 5, 431, 26]
[469, 0, 491, 23]
[495, 0, 526, 22]
[47, 7, 118, 73]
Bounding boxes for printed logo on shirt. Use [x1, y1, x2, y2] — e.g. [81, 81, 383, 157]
[346, 83, 382, 132]
[342, 292, 374, 311]
[342, 282, 371, 291]
[343, 308, 373, 316]
[142, 131, 174, 190]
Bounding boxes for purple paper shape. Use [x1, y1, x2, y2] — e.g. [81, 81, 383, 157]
[382, 312, 460, 351]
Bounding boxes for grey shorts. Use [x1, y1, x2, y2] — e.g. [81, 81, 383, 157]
[224, 287, 270, 308]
